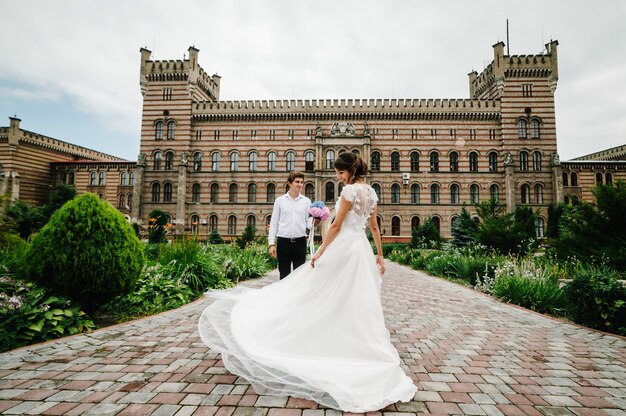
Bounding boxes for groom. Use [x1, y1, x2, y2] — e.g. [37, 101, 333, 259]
[268, 171, 312, 279]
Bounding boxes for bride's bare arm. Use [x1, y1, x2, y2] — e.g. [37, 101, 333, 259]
[311, 198, 352, 266]
[369, 206, 385, 275]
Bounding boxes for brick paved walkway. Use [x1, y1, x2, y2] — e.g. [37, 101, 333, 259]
[1, 262, 625, 415]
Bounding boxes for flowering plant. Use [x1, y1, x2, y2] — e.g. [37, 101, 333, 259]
[309, 201, 330, 221]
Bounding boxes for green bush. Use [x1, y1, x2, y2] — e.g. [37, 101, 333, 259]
[148, 209, 170, 244]
[411, 218, 442, 248]
[101, 266, 195, 322]
[234, 224, 259, 249]
[26, 193, 144, 309]
[381, 243, 410, 257]
[491, 260, 566, 315]
[451, 206, 478, 247]
[564, 265, 626, 335]
[0, 279, 95, 352]
[221, 244, 272, 282]
[208, 229, 225, 244]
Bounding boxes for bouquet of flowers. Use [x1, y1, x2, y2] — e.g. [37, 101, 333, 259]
[309, 201, 330, 221]
[308, 201, 330, 256]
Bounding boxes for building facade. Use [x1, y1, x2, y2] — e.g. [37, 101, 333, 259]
[130, 42, 561, 240]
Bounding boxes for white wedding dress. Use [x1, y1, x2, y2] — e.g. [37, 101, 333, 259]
[198, 183, 416, 412]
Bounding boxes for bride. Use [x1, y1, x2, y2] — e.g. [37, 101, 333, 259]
[198, 152, 417, 412]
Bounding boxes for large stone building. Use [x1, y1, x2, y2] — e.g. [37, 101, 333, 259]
[3, 40, 625, 241]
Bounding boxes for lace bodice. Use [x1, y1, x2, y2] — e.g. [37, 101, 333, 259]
[336, 183, 378, 230]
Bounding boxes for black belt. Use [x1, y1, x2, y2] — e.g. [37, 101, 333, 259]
[277, 236, 306, 243]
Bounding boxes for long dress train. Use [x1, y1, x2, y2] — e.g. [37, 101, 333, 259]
[198, 183, 416, 412]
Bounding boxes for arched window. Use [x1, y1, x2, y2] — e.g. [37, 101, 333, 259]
[410, 184, 420, 204]
[325, 182, 335, 202]
[165, 151, 174, 170]
[305, 151, 315, 171]
[230, 152, 239, 171]
[191, 214, 200, 234]
[391, 184, 400, 203]
[98, 171, 106, 186]
[411, 216, 420, 231]
[153, 151, 162, 170]
[151, 183, 161, 202]
[211, 152, 220, 171]
[519, 151, 529, 171]
[470, 184, 479, 204]
[451, 216, 458, 232]
[606, 172, 613, 185]
[531, 119, 540, 139]
[410, 151, 419, 172]
[521, 184, 531, 204]
[90, 171, 97, 186]
[267, 151, 277, 171]
[228, 215, 237, 235]
[246, 215, 256, 229]
[305, 183, 314, 200]
[571, 172, 578, 186]
[326, 150, 335, 169]
[449, 152, 459, 172]
[167, 120, 176, 139]
[391, 151, 400, 171]
[533, 151, 541, 171]
[248, 183, 257, 203]
[127, 194, 133, 210]
[430, 152, 439, 172]
[450, 184, 460, 204]
[488, 152, 498, 172]
[518, 119, 527, 138]
[118, 194, 125, 209]
[535, 184, 544, 204]
[193, 152, 202, 171]
[596, 172, 603, 185]
[372, 183, 381, 201]
[286, 151, 296, 171]
[209, 214, 218, 232]
[229, 183, 238, 203]
[432, 216, 441, 233]
[120, 172, 127, 186]
[469, 152, 479, 172]
[562, 172, 569, 186]
[163, 183, 173, 202]
[391, 216, 401, 236]
[430, 184, 440, 204]
[490, 184, 499, 202]
[249, 151, 258, 171]
[155, 121, 163, 140]
[68, 172, 75, 185]
[210, 183, 219, 203]
[371, 151, 381, 171]
[60, 172, 67, 185]
[535, 217, 545, 238]
[267, 183, 276, 202]
[192, 183, 201, 203]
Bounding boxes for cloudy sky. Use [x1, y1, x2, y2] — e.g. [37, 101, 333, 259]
[1, 0, 625, 161]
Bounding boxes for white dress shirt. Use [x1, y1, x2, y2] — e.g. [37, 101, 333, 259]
[268, 192, 312, 245]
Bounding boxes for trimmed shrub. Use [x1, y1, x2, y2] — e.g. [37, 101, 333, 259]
[564, 265, 626, 335]
[208, 229, 225, 244]
[26, 193, 144, 309]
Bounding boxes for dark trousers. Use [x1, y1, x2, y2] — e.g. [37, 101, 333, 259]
[276, 236, 307, 279]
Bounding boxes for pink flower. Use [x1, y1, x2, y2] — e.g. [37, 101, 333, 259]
[309, 206, 330, 221]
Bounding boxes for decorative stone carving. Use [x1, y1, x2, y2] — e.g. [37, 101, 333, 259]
[503, 152, 512, 166]
[315, 123, 323, 137]
[137, 153, 147, 166]
[363, 122, 370, 136]
[180, 152, 188, 165]
[330, 122, 356, 137]
[551, 152, 560, 166]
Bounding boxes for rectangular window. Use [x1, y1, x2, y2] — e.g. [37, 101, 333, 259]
[251, 129, 257, 140]
[162, 88, 172, 100]
[430, 129, 437, 140]
[214, 130, 220, 140]
[269, 129, 276, 140]
[232, 130, 239, 140]
[469, 129, 476, 140]
[307, 129, 313, 139]
[288, 129, 295, 140]
[522, 84, 533, 97]
[373, 128, 379, 139]
[195, 130, 202, 141]
[489, 129, 496, 140]
[391, 128, 399, 139]
[411, 129, 418, 140]
[450, 129, 456, 140]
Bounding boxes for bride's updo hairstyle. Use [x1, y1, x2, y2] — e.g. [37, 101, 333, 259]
[333, 152, 368, 183]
